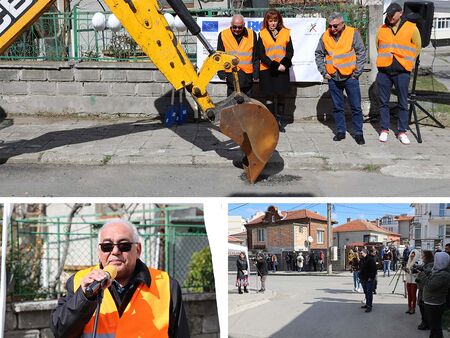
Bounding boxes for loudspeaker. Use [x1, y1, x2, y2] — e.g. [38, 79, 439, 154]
[403, 1, 434, 47]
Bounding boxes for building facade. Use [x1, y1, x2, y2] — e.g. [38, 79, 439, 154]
[412, 203, 450, 250]
[245, 206, 334, 254]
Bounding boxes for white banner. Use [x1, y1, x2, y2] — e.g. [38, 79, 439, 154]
[196, 17, 326, 82]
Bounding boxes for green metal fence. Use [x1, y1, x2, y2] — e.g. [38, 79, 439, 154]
[1, 5, 369, 62]
[6, 205, 211, 301]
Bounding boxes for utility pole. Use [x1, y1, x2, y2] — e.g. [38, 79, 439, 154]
[327, 203, 332, 275]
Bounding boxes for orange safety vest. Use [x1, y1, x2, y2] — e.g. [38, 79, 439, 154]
[322, 26, 357, 76]
[222, 28, 254, 74]
[376, 21, 417, 72]
[73, 265, 170, 338]
[259, 27, 291, 71]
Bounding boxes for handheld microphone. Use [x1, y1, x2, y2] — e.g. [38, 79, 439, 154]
[85, 265, 117, 298]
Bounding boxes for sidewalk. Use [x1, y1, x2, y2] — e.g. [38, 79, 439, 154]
[228, 270, 351, 316]
[0, 116, 449, 180]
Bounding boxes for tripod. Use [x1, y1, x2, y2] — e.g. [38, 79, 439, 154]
[389, 266, 406, 298]
[408, 56, 445, 143]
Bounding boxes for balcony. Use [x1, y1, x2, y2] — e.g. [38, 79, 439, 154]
[429, 214, 450, 223]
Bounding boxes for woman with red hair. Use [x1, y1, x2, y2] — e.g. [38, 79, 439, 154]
[257, 9, 294, 132]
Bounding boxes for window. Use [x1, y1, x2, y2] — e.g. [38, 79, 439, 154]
[257, 228, 265, 242]
[440, 204, 445, 217]
[434, 18, 450, 30]
[414, 223, 421, 239]
[317, 230, 324, 244]
[439, 225, 445, 238]
[363, 235, 377, 243]
[446, 225, 450, 239]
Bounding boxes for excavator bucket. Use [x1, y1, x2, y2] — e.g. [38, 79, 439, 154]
[214, 93, 279, 183]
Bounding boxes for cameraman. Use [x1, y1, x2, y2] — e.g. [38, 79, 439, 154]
[404, 249, 419, 314]
[255, 252, 268, 293]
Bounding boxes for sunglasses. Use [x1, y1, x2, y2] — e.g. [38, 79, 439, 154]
[231, 25, 244, 30]
[99, 242, 137, 253]
[328, 23, 342, 29]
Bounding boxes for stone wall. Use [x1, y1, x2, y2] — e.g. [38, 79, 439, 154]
[0, 61, 374, 122]
[4, 293, 219, 337]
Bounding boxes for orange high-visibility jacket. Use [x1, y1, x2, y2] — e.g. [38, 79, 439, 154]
[222, 28, 255, 74]
[73, 265, 170, 338]
[376, 21, 417, 72]
[322, 26, 357, 76]
[259, 27, 291, 71]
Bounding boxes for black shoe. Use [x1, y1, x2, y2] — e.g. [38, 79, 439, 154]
[417, 323, 429, 330]
[278, 120, 285, 133]
[355, 134, 365, 145]
[333, 132, 346, 141]
[232, 156, 248, 169]
[373, 291, 377, 294]
[361, 305, 368, 308]
[238, 287, 243, 294]
[365, 307, 372, 312]
[244, 287, 249, 293]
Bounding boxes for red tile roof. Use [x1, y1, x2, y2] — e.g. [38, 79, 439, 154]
[228, 235, 242, 243]
[333, 219, 401, 236]
[395, 216, 414, 221]
[246, 209, 332, 226]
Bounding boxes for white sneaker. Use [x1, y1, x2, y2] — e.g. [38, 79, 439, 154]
[398, 132, 410, 145]
[379, 130, 388, 142]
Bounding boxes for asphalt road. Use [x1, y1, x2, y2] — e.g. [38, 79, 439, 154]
[0, 163, 449, 196]
[228, 274, 432, 338]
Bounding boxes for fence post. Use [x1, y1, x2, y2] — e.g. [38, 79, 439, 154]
[73, 6, 78, 60]
[164, 207, 170, 274]
[368, 2, 384, 82]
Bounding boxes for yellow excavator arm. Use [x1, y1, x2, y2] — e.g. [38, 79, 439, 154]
[0, 0, 54, 54]
[0, 0, 279, 183]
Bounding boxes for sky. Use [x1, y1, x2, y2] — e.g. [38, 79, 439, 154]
[228, 203, 414, 225]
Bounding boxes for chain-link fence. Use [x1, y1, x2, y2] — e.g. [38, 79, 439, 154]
[5, 204, 211, 301]
[1, 5, 368, 62]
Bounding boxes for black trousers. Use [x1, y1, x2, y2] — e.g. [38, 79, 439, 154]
[425, 303, 445, 338]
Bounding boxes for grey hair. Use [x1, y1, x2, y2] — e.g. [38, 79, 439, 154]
[98, 218, 140, 243]
[231, 14, 244, 24]
[328, 12, 344, 23]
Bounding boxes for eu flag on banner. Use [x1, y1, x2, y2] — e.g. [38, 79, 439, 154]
[202, 21, 218, 32]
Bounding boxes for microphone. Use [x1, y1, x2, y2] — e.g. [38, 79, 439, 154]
[85, 265, 117, 298]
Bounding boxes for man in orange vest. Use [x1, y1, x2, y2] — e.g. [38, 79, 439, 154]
[315, 12, 367, 145]
[217, 14, 259, 96]
[50, 220, 189, 338]
[376, 2, 421, 145]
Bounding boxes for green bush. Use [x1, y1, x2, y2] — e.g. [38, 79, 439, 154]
[184, 246, 215, 293]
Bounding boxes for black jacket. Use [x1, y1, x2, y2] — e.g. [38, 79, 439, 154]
[359, 255, 377, 281]
[236, 258, 249, 279]
[256, 257, 268, 276]
[50, 259, 190, 338]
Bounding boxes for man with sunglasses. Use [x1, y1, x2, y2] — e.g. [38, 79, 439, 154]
[217, 14, 259, 96]
[376, 2, 422, 145]
[50, 220, 189, 338]
[315, 12, 366, 145]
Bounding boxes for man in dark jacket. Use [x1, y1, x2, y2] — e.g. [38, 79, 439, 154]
[255, 252, 269, 293]
[50, 220, 189, 338]
[359, 249, 377, 312]
[217, 14, 259, 96]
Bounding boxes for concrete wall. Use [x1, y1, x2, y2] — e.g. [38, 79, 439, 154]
[4, 293, 219, 338]
[0, 61, 374, 121]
